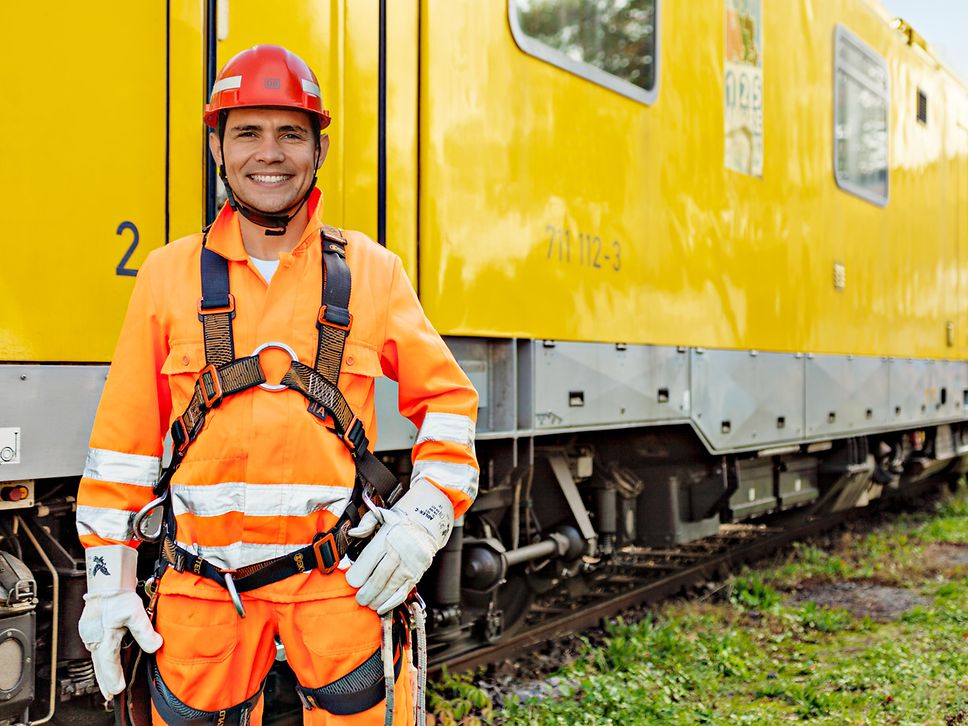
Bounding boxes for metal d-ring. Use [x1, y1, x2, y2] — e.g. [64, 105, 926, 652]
[251, 341, 299, 392]
[224, 572, 246, 618]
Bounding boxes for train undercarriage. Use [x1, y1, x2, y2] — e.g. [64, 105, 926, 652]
[0, 415, 963, 723]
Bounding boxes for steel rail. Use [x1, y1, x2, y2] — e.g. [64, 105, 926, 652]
[432, 488, 935, 676]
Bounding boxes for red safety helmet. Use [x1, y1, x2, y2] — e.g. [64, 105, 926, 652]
[204, 45, 331, 129]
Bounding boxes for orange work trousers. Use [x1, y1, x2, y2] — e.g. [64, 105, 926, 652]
[150, 593, 413, 725]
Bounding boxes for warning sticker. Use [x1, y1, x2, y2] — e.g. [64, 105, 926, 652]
[725, 0, 763, 177]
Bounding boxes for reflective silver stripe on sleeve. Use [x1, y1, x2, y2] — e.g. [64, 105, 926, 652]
[415, 412, 475, 447]
[210, 74, 243, 98]
[76, 505, 136, 542]
[83, 448, 161, 487]
[301, 79, 321, 98]
[411, 460, 479, 501]
[171, 482, 350, 519]
[174, 540, 314, 571]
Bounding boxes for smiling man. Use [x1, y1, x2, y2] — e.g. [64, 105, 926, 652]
[74, 45, 479, 725]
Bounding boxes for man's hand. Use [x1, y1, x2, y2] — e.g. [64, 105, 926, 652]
[77, 545, 162, 700]
[345, 480, 454, 614]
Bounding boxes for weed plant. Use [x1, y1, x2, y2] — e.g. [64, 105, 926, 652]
[430, 484, 968, 725]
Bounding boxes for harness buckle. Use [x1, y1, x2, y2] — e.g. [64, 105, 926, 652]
[312, 531, 339, 574]
[196, 293, 236, 318]
[170, 415, 192, 455]
[171, 551, 187, 573]
[198, 364, 224, 409]
[342, 417, 368, 458]
[296, 688, 317, 711]
[317, 305, 353, 332]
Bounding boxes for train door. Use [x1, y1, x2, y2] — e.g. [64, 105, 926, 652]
[0, 2, 169, 363]
[202, 0, 419, 275]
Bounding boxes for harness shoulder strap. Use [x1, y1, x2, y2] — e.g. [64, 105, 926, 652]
[316, 228, 352, 366]
[199, 243, 236, 368]
[310, 225, 353, 419]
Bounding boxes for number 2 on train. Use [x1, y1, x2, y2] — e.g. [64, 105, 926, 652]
[115, 221, 140, 277]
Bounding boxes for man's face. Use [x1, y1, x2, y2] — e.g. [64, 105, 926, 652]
[209, 107, 328, 213]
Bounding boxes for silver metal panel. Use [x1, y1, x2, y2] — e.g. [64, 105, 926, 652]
[932, 359, 965, 420]
[889, 359, 934, 426]
[374, 337, 513, 451]
[446, 337, 516, 435]
[691, 349, 804, 450]
[531, 341, 689, 430]
[805, 355, 889, 436]
[372, 377, 417, 453]
[0, 365, 106, 482]
[517, 339, 534, 432]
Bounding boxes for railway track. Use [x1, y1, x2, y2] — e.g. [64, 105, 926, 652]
[432, 480, 941, 675]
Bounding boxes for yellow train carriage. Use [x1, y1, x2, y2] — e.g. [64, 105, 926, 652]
[2, 0, 965, 362]
[420, 0, 968, 358]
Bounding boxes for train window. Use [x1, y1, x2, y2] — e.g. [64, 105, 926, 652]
[833, 26, 889, 206]
[508, 0, 659, 105]
[916, 88, 927, 125]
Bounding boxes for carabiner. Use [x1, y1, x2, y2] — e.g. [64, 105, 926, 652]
[224, 572, 246, 618]
[361, 487, 386, 526]
[133, 492, 168, 542]
[407, 590, 427, 616]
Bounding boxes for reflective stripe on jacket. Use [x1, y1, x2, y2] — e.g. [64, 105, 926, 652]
[76, 191, 479, 602]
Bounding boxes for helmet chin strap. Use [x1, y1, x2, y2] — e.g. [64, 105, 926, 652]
[218, 136, 321, 237]
[219, 165, 317, 237]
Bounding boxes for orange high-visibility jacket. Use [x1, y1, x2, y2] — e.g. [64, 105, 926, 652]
[76, 191, 479, 602]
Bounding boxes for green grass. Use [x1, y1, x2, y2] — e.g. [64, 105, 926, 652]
[430, 483, 968, 725]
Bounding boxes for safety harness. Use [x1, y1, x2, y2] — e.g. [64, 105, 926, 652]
[152, 223, 403, 596]
[141, 223, 421, 724]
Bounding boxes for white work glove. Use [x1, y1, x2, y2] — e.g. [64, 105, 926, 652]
[77, 545, 163, 701]
[345, 480, 454, 615]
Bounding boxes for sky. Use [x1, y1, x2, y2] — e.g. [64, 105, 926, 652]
[878, 0, 968, 83]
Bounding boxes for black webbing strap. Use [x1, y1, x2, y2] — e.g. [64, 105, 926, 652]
[281, 361, 402, 503]
[295, 614, 405, 715]
[310, 225, 352, 421]
[147, 654, 263, 726]
[169, 357, 266, 457]
[161, 490, 363, 592]
[199, 246, 236, 367]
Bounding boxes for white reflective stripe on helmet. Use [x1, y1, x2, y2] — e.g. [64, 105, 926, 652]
[301, 78, 321, 98]
[171, 481, 350, 519]
[76, 505, 136, 542]
[210, 74, 243, 99]
[84, 448, 160, 487]
[415, 412, 476, 447]
[411, 460, 479, 501]
[175, 539, 314, 571]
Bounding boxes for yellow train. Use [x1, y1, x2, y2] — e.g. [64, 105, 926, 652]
[1, 0, 966, 720]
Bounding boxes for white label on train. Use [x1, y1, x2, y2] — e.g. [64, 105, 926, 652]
[0, 428, 21, 465]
